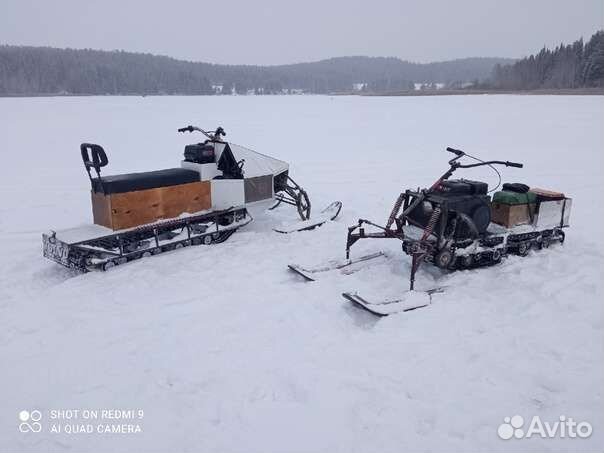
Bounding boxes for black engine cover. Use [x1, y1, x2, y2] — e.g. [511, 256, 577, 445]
[437, 179, 488, 195]
[184, 143, 215, 164]
[407, 192, 492, 237]
[445, 195, 491, 235]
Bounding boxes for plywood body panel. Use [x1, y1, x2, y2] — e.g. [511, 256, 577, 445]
[91, 181, 211, 230]
[91, 191, 113, 228]
[491, 202, 536, 228]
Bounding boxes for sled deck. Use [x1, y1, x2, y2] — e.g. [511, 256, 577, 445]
[288, 251, 386, 281]
[342, 287, 446, 316]
[273, 201, 343, 234]
[43, 207, 251, 272]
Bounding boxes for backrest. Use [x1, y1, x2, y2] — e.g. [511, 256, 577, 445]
[81, 143, 109, 175]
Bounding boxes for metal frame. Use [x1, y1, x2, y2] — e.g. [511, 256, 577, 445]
[271, 175, 311, 220]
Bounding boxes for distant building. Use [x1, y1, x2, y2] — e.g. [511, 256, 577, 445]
[414, 82, 445, 91]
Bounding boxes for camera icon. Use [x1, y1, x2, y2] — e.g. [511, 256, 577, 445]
[19, 410, 42, 433]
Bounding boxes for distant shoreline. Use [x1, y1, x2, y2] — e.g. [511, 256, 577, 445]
[1, 88, 603, 98]
[357, 88, 604, 96]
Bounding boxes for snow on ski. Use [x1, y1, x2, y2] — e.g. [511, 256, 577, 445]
[342, 287, 446, 316]
[273, 201, 342, 234]
[288, 251, 386, 281]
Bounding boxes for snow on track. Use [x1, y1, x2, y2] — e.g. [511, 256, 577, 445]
[1, 95, 602, 452]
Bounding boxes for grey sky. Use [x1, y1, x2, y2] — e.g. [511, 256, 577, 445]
[1, 0, 602, 65]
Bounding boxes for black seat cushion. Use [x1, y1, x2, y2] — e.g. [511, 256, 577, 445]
[92, 168, 200, 194]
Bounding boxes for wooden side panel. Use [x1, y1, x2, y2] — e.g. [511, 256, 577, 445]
[491, 202, 536, 228]
[109, 188, 163, 230]
[91, 181, 212, 230]
[159, 181, 212, 219]
[91, 191, 114, 229]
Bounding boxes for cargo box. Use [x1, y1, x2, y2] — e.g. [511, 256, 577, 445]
[490, 202, 536, 228]
[92, 181, 211, 230]
[529, 187, 566, 201]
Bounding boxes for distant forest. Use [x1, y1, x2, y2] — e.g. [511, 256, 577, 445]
[1, 31, 602, 96]
[0, 44, 510, 96]
[490, 30, 604, 89]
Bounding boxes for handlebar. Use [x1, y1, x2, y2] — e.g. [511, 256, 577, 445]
[433, 146, 524, 190]
[178, 125, 226, 141]
[445, 146, 523, 168]
[446, 147, 464, 156]
[506, 161, 523, 168]
[457, 160, 524, 169]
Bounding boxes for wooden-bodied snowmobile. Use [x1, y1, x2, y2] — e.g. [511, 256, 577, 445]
[43, 126, 341, 272]
[289, 147, 571, 316]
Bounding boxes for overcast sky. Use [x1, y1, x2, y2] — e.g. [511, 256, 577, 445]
[1, 0, 602, 65]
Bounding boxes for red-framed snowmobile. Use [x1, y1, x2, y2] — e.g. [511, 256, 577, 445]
[42, 126, 341, 272]
[289, 147, 571, 316]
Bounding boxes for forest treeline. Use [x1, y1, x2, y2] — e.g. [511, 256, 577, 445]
[490, 30, 604, 89]
[2, 31, 602, 96]
[0, 44, 509, 96]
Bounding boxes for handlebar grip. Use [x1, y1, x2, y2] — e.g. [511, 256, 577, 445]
[446, 147, 464, 156]
[178, 126, 192, 133]
[506, 161, 524, 168]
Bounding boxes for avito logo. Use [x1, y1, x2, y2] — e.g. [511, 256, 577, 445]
[498, 415, 592, 440]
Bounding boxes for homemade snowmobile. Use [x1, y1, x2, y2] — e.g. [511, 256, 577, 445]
[289, 147, 572, 316]
[43, 126, 341, 272]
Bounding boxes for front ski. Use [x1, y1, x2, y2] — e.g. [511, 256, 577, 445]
[274, 201, 342, 234]
[288, 251, 386, 281]
[342, 287, 446, 316]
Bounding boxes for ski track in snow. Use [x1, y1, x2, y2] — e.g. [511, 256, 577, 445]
[0, 95, 603, 452]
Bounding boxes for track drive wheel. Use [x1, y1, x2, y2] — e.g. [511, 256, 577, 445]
[459, 254, 474, 269]
[517, 242, 530, 256]
[435, 249, 453, 269]
[103, 260, 117, 271]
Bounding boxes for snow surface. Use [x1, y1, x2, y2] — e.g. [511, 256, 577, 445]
[1, 95, 603, 452]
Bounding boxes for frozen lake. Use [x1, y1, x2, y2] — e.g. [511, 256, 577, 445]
[1, 94, 603, 452]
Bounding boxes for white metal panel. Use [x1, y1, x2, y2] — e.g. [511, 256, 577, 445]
[562, 198, 572, 227]
[535, 199, 566, 229]
[211, 179, 245, 210]
[228, 143, 289, 178]
[180, 161, 221, 181]
[53, 224, 114, 244]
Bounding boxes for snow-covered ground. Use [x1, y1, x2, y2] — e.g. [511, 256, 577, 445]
[1, 95, 602, 453]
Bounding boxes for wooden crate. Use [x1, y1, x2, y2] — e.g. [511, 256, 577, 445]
[92, 181, 211, 230]
[490, 202, 536, 228]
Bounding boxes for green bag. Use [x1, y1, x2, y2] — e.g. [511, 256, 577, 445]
[492, 190, 537, 205]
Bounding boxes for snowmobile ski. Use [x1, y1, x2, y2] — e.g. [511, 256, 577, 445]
[288, 250, 386, 281]
[274, 201, 342, 234]
[342, 287, 446, 316]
